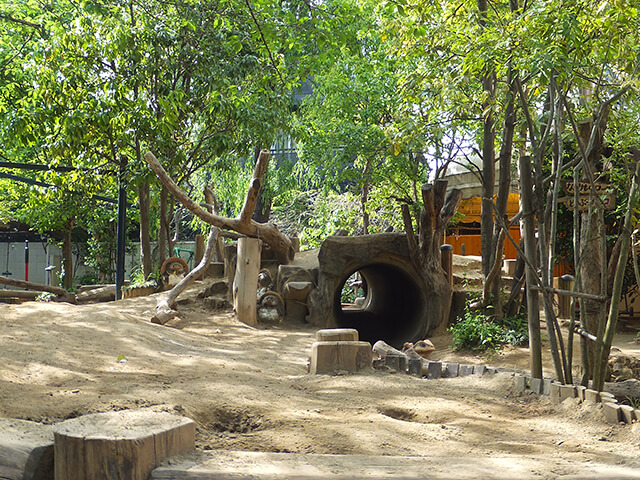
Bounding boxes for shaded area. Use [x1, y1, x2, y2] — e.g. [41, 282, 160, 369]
[334, 263, 426, 348]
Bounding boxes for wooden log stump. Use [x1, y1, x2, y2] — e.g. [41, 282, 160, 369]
[53, 410, 195, 480]
[194, 234, 206, 266]
[309, 341, 372, 374]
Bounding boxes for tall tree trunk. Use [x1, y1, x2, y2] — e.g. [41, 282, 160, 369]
[158, 185, 169, 268]
[62, 216, 75, 290]
[577, 117, 608, 375]
[488, 65, 516, 317]
[478, 0, 496, 280]
[519, 156, 543, 379]
[517, 73, 570, 383]
[594, 153, 640, 390]
[138, 181, 152, 277]
[361, 159, 371, 235]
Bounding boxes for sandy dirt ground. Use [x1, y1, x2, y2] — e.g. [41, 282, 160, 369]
[2, 281, 640, 478]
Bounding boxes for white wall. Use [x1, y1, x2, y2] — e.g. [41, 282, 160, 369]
[0, 240, 61, 286]
[0, 240, 197, 289]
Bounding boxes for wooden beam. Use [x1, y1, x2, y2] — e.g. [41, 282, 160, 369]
[0, 275, 74, 303]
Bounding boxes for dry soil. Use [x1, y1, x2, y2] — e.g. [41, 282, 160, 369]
[2, 283, 640, 478]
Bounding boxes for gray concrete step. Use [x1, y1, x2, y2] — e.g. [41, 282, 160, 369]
[151, 450, 640, 480]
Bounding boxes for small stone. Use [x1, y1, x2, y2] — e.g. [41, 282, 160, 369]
[549, 382, 561, 405]
[473, 365, 486, 376]
[408, 358, 423, 377]
[385, 355, 407, 372]
[585, 389, 600, 403]
[514, 375, 527, 392]
[458, 364, 474, 376]
[559, 384, 577, 402]
[425, 361, 442, 379]
[443, 362, 459, 378]
[529, 378, 542, 394]
[602, 402, 621, 424]
[620, 405, 636, 424]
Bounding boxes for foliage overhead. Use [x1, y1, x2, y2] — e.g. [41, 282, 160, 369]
[2, 0, 640, 264]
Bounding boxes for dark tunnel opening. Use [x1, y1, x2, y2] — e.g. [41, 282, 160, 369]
[333, 263, 427, 348]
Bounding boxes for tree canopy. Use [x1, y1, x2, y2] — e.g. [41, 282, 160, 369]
[2, 0, 640, 315]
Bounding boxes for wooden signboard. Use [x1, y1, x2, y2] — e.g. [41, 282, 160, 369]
[561, 180, 609, 195]
[559, 193, 616, 211]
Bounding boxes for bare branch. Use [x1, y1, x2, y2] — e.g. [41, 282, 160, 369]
[145, 151, 295, 263]
[0, 12, 43, 30]
[244, 0, 286, 89]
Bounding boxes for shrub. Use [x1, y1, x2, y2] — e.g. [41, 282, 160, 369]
[501, 314, 529, 347]
[450, 310, 529, 351]
[450, 309, 505, 351]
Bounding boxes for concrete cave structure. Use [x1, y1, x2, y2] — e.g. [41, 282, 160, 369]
[277, 233, 434, 349]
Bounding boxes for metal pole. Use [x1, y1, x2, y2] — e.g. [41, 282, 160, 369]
[115, 159, 127, 300]
[24, 240, 29, 283]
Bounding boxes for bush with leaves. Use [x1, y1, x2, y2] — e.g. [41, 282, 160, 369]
[450, 309, 529, 352]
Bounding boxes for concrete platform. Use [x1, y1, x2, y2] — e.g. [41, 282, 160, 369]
[0, 418, 54, 480]
[151, 450, 640, 480]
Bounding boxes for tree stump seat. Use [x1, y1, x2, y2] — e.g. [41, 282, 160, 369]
[53, 409, 195, 480]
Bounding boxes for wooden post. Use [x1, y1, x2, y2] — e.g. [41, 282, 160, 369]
[558, 274, 574, 318]
[440, 244, 453, 289]
[194, 234, 206, 267]
[235, 237, 261, 327]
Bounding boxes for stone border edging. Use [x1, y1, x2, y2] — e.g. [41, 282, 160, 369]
[375, 355, 517, 379]
[386, 355, 637, 426]
[512, 374, 638, 424]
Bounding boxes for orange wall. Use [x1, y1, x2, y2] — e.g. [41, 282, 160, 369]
[445, 228, 522, 259]
[444, 229, 570, 276]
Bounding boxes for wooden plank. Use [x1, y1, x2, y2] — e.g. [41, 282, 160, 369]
[558, 193, 616, 211]
[315, 328, 359, 342]
[561, 180, 610, 195]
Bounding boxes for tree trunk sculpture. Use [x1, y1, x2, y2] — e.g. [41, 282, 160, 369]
[402, 180, 462, 334]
